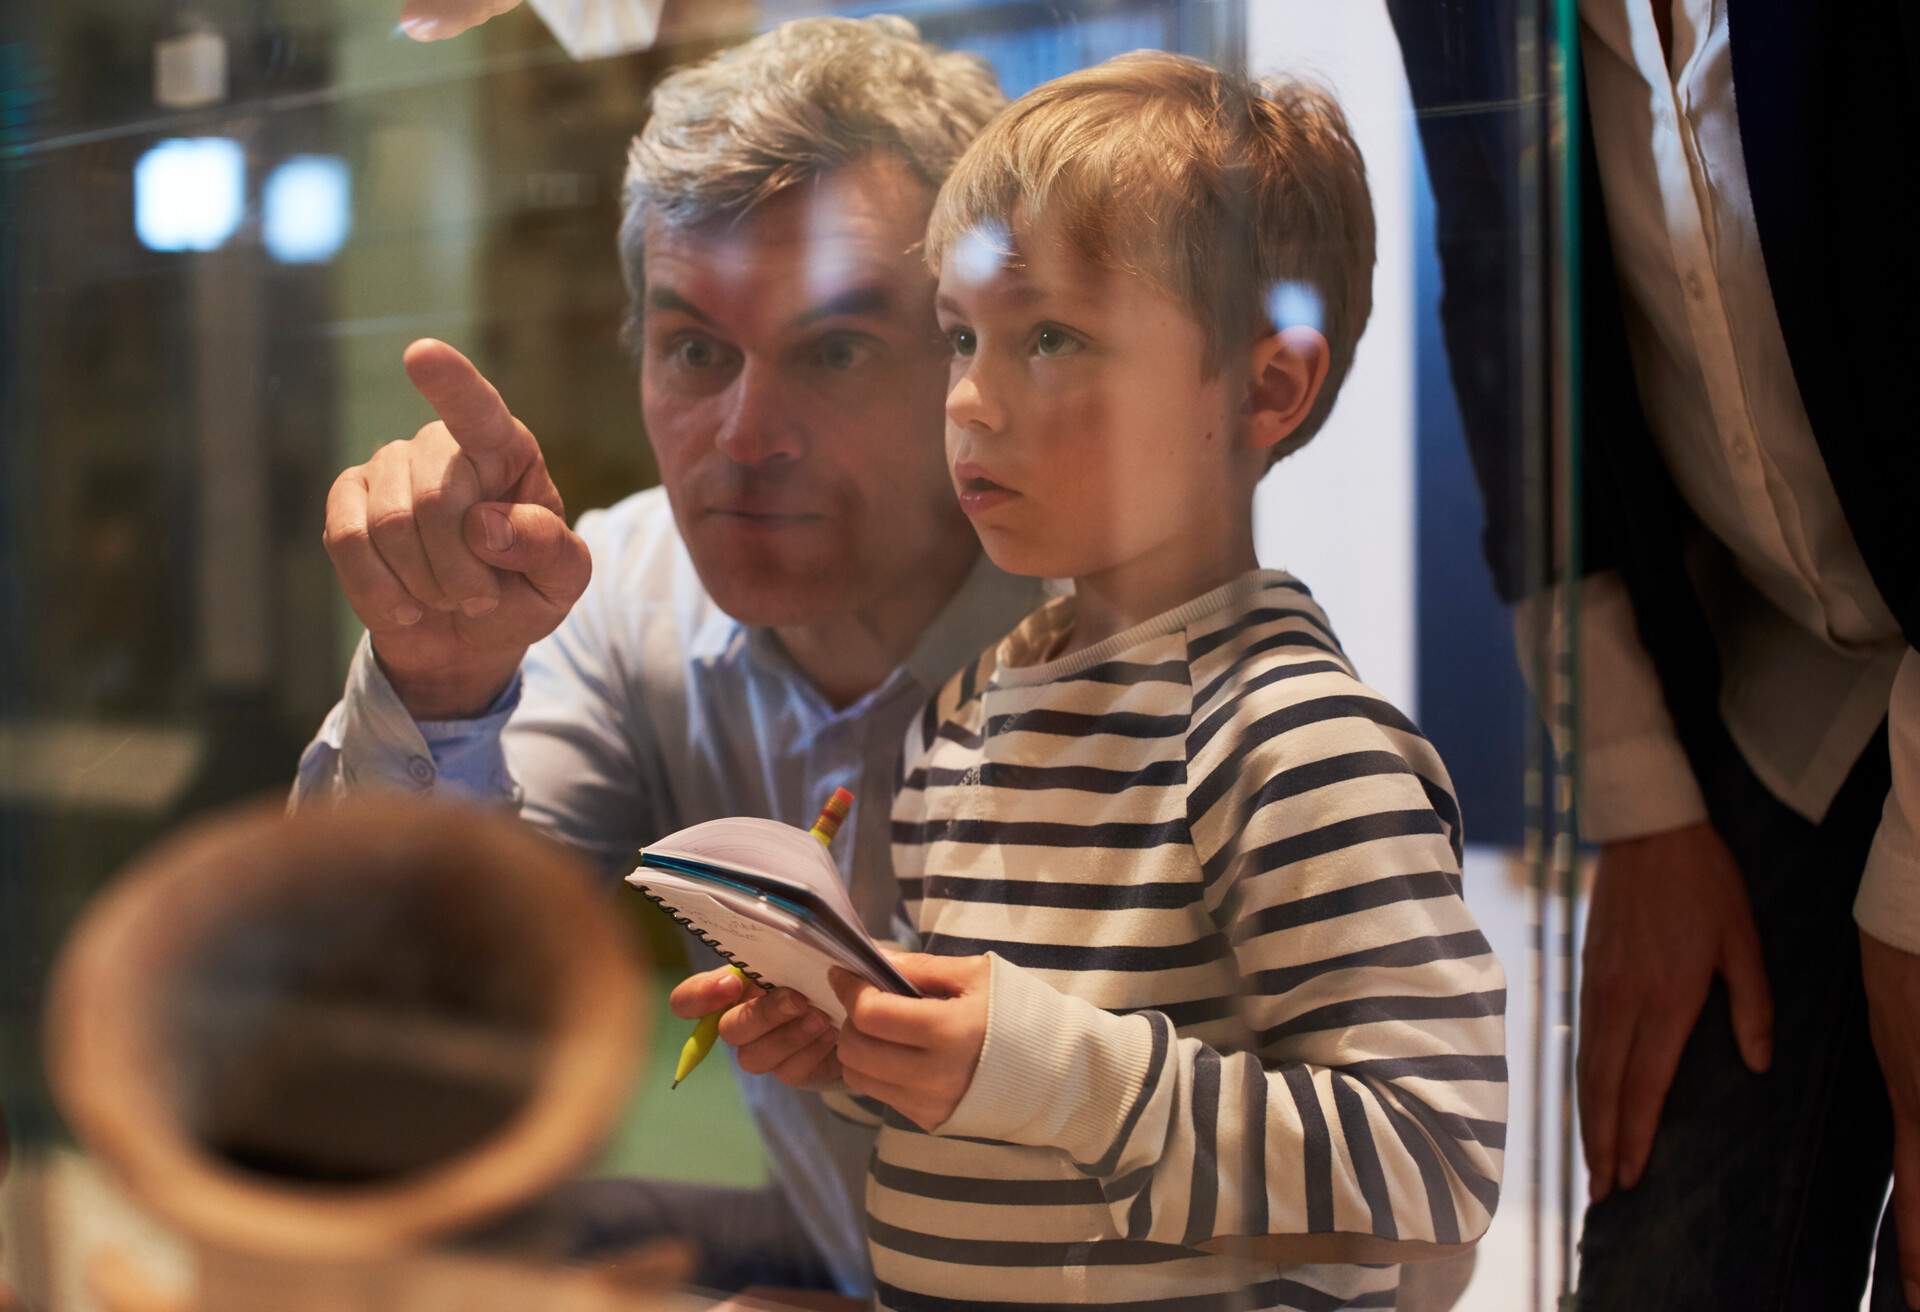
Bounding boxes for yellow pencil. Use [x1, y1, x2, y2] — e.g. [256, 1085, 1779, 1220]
[670, 788, 854, 1089]
[672, 965, 747, 1089]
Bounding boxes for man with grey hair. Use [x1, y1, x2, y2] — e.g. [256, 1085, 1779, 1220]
[298, 16, 1028, 1295]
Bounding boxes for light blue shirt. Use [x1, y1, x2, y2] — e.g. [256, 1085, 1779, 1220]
[294, 486, 1038, 1294]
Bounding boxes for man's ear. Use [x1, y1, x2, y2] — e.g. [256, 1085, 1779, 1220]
[1243, 327, 1331, 454]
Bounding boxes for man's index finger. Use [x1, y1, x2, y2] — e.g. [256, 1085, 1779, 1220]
[403, 339, 535, 487]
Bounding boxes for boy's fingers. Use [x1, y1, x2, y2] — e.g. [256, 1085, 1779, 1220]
[667, 966, 746, 1021]
[885, 951, 982, 995]
[839, 1063, 921, 1117]
[836, 1024, 926, 1086]
[736, 1010, 832, 1077]
[718, 987, 814, 1047]
[770, 1030, 841, 1089]
[829, 969, 933, 1046]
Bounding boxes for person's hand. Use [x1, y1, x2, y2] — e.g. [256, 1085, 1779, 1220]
[398, 0, 523, 41]
[323, 339, 590, 720]
[669, 967, 840, 1090]
[830, 953, 990, 1131]
[1861, 930, 1920, 1309]
[1579, 820, 1772, 1202]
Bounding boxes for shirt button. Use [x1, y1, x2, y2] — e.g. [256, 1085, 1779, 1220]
[1684, 271, 1706, 300]
[406, 755, 436, 787]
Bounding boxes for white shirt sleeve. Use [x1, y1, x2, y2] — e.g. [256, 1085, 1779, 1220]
[1855, 650, 1920, 953]
[1514, 571, 1710, 842]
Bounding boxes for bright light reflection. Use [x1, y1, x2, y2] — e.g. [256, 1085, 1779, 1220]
[134, 138, 246, 253]
[263, 155, 352, 263]
[953, 220, 1013, 286]
[1266, 280, 1325, 334]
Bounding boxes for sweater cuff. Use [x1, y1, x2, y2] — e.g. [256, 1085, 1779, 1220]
[935, 953, 1157, 1167]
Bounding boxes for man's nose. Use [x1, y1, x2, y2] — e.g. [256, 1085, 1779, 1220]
[945, 359, 1006, 434]
[714, 362, 804, 467]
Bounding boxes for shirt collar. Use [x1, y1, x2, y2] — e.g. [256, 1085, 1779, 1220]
[900, 549, 1041, 692]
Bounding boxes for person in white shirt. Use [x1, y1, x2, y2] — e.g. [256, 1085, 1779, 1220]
[295, 16, 1038, 1297]
[1391, 1, 1920, 1307]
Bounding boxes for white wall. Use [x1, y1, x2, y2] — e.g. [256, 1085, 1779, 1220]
[1247, 0, 1418, 718]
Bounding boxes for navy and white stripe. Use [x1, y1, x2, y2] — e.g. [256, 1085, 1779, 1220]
[874, 571, 1507, 1311]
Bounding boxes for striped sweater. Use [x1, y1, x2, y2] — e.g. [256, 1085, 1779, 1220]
[863, 571, 1507, 1311]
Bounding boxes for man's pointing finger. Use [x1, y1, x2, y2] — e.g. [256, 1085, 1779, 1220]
[402, 339, 538, 496]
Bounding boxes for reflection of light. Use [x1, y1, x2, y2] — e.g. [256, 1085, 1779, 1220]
[134, 138, 245, 252]
[953, 220, 1012, 285]
[1267, 280, 1325, 334]
[263, 155, 352, 263]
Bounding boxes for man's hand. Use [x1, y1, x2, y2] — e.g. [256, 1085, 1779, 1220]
[1862, 930, 1920, 1309]
[1579, 820, 1773, 1202]
[669, 966, 840, 1090]
[323, 339, 590, 720]
[398, 0, 523, 41]
[830, 954, 990, 1132]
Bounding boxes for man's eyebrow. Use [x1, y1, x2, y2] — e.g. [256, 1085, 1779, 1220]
[647, 286, 714, 324]
[788, 284, 894, 329]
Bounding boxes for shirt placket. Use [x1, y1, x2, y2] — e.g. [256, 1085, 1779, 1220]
[1646, 0, 1799, 585]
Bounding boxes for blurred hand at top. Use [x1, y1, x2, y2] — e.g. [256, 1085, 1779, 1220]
[399, 0, 523, 41]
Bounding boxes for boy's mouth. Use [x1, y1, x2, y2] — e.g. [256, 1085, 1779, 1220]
[952, 462, 1010, 494]
[952, 462, 1017, 515]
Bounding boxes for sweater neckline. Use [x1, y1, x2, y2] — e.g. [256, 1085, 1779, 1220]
[990, 569, 1305, 689]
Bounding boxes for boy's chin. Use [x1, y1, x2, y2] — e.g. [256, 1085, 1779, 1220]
[975, 536, 1060, 581]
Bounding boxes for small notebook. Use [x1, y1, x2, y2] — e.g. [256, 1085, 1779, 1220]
[626, 816, 918, 1024]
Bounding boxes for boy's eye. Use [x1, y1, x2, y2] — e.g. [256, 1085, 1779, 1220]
[946, 326, 977, 358]
[1033, 325, 1082, 358]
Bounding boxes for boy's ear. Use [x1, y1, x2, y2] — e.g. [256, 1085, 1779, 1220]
[1243, 327, 1331, 454]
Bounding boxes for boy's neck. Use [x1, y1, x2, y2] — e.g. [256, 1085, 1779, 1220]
[1062, 524, 1261, 657]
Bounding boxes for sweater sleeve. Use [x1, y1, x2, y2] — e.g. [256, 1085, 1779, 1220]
[936, 662, 1508, 1256]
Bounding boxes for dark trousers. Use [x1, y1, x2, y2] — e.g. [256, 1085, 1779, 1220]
[1576, 725, 1906, 1309]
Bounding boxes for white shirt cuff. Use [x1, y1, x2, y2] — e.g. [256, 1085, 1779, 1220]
[1855, 651, 1920, 952]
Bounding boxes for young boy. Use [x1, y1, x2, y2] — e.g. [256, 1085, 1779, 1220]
[730, 52, 1507, 1310]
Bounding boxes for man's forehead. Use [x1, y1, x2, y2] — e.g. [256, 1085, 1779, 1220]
[643, 155, 935, 299]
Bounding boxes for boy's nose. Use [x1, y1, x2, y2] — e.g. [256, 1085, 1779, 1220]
[714, 362, 804, 467]
[945, 364, 1006, 434]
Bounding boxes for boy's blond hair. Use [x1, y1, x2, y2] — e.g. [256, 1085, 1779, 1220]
[927, 52, 1375, 463]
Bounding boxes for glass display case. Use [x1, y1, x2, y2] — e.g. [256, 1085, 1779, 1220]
[2, 2, 1586, 1308]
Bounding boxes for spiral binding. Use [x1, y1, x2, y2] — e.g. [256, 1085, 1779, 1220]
[634, 885, 771, 988]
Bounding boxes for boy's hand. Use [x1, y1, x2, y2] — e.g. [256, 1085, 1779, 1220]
[668, 967, 840, 1090]
[829, 953, 990, 1131]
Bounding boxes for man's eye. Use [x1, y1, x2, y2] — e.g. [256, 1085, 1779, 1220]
[815, 336, 874, 371]
[947, 327, 977, 358]
[1033, 326, 1081, 358]
[673, 336, 723, 368]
